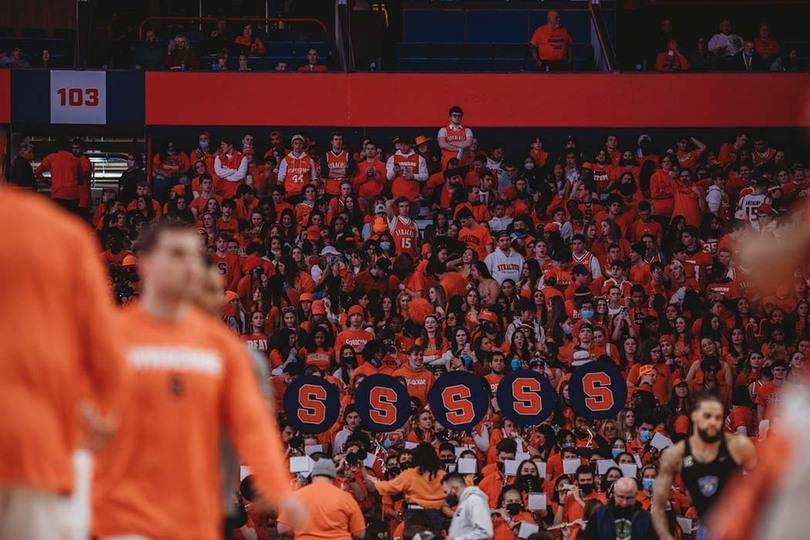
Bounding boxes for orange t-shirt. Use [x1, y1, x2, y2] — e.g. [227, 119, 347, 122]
[92, 303, 293, 540]
[278, 481, 365, 540]
[530, 25, 572, 61]
[336, 328, 375, 358]
[0, 189, 125, 495]
[459, 224, 493, 261]
[34, 150, 81, 200]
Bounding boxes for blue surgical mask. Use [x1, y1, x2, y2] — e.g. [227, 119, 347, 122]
[581, 310, 594, 320]
[409, 360, 421, 370]
[126, 159, 136, 168]
[199, 140, 209, 149]
[380, 241, 391, 251]
[642, 478, 654, 491]
[611, 448, 623, 459]
[639, 430, 652, 444]
[510, 359, 522, 371]
[744, 51, 754, 58]
[563, 324, 573, 335]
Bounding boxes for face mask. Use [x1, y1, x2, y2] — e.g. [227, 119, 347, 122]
[524, 163, 535, 170]
[127, 159, 136, 168]
[167, 150, 176, 155]
[401, 462, 412, 470]
[744, 51, 754, 57]
[199, 141, 209, 149]
[612, 448, 623, 459]
[383, 437, 393, 449]
[563, 324, 573, 335]
[506, 503, 522, 516]
[387, 467, 400, 477]
[243, 142, 253, 148]
[639, 430, 653, 444]
[521, 476, 538, 490]
[579, 484, 594, 496]
[510, 359, 522, 371]
[581, 310, 594, 320]
[642, 478, 655, 491]
[409, 360, 421, 370]
[380, 241, 391, 251]
[445, 493, 459, 507]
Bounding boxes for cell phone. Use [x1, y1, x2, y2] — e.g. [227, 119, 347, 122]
[620, 306, 628, 316]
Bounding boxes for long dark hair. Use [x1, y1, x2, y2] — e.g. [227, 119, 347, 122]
[412, 442, 442, 480]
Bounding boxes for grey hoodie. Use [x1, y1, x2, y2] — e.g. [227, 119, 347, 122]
[447, 487, 494, 540]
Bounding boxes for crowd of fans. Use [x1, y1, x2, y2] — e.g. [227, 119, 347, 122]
[9, 104, 809, 539]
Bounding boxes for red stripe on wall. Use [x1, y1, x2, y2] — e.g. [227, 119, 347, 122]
[0, 70, 10, 124]
[146, 72, 810, 128]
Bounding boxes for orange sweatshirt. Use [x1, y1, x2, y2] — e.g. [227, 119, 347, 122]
[374, 467, 447, 509]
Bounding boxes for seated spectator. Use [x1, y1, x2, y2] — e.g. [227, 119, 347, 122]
[206, 17, 232, 54]
[708, 19, 744, 70]
[0, 45, 30, 68]
[237, 54, 251, 72]
[771, 48, 806, 72]
[134, 30, 164, 70]
[165, 34, 200, 71]
[688, 37, 713, 72]
[655, 39, 690, 72]
[298, 48, 328, 72]
[529, 10, 573, 72]
[234, 23, 266, 57]
[214, 51, 229, 71]
[754, 23, 780, 63]
[34, 48, 59, 69]
[730, 41, 768, 72]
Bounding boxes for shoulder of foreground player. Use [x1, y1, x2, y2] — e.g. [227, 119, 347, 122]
[726, 433, 756, 465]
[659, 440, 686, 469]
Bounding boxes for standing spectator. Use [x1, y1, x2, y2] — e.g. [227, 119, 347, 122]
[438, 106, 474, 169]
[279, 134, 318, 202]
[321, 132, 356, 197]
[708, 20, 744, 70]
[387, 137, 429, 219]
[165, 34, 200, 70]
[277, 458, 366, 540]
[485, 231, 525, 285]
[73, 139, 94, 220]
[655, 39, 690, 72]
[134, 30, 164, 70]
[529, 10, 573, 72]
[584, 477, 656, 540]
[754, 23, 781, 68]
[34, 138, 81, 214]
[234, 23, 266, 57]
[442, 472, 494, 540]
[0, 188, 124, 538]
[299, 48, 328, 72]
[0, 45, 30, 68]
[8, 142, 36, 190]
[118, 151, 146, 205]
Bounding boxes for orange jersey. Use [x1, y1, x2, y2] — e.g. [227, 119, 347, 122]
[0, 189, 124, 495]
[281, 153, 315, 197]
[439, 123, 469, 165]
[390, 152, 426, 202]
[322, 150, 352, 196]
[389, 216, 419, 258]
[92, 304, 292, 539]
[212, 252, 243, 291]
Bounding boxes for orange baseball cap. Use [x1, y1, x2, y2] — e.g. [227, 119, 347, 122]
[479, 310, 498, 325]
[122, 255, 138, 267]
[224, 291, 239, 304]
[312, 300, 326, 315]
[306, 225, 321, 241]
[300, 293, 314, 302]
[347, 305, 364, 318]
[639, 364, 655, 377]
[673, 378, 687, 387]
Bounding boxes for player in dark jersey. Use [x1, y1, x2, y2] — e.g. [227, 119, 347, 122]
[651, 393, 756, 540]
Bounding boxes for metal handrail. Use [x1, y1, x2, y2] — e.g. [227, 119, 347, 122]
[138, 16, 327, 40]
[588, 0, 616, 72]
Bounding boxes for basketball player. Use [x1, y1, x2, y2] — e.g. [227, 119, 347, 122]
[92, 222, 295, 539]
[0, 189, 124, 539]
[651, 393, 756, 540]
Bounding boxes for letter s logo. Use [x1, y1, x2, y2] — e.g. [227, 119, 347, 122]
[298, 384, 327, 424]
[442, 385, 475, 425]
[512, 378, 542, 415]
[582, 372, 615, 412]
[369, 386, 397, 427]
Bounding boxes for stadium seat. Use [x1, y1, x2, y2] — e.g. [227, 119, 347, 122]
[467, 11, 527, 44]
[403, 11, 465, 43]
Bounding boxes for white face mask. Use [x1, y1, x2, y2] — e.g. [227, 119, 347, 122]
[380, 241, 391, 251]
[524, 163, 535, 170]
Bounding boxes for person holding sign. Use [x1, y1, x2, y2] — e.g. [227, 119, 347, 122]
[492, 486, 537, 540]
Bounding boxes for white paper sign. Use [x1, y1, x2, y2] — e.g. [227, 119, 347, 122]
[677, 517, 694, 535]
[619, 463, 638, 478]
[404, 442, 418, 450]
[563, 459, 581, 475]
[597, 459, 616, 475]
[504, 459, 519, 476]
[305, 444, 323, 456]
[518, 522, 540, 538]
[50, 71, 107, 124]
[650, 432, 673, 451]
[458, 458, 477, 474]
[515, 452, 531, 463]
[634, 454, 643, 467]
[528, 492, 547, 511]
[290, 456, 313, 474]
[534, 461, 547, 478]
[364, 454, 377, 468]
[240, 465, 252, 481]
[454, 447, 467, 457]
